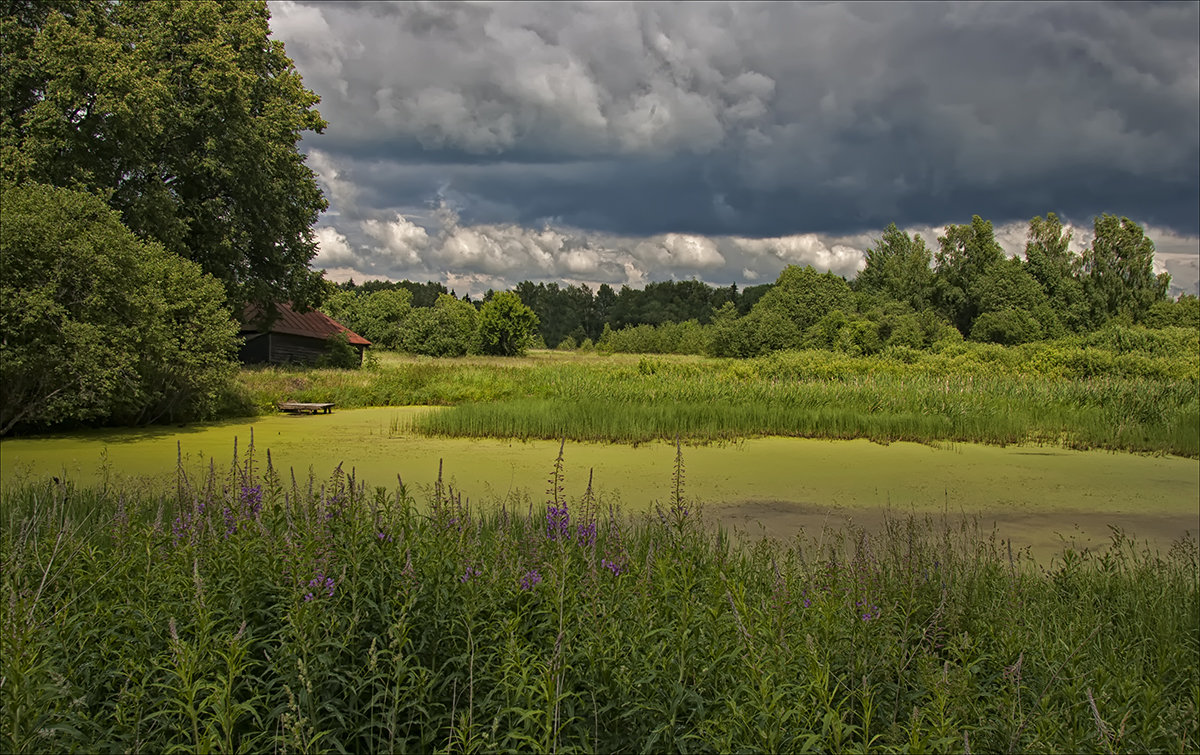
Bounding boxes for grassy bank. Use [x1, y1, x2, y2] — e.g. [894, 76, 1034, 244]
[3, 443, 1197, 753]
[237, 336, 1200, 456]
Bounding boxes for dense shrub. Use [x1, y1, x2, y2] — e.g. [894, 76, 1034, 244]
[318, 331, 362, 369]
[1, 182, 238, 434]
[970, 309, 1045, 345]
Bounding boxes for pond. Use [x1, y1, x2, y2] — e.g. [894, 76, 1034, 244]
[3, 407, 1196, 561]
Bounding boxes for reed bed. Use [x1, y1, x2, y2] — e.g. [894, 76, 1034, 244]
[3, 439, 1197, 753]
[238, 341, 1199, 457]
[414, 374, 1199, 455]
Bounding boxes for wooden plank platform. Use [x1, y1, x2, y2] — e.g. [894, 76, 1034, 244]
[278, 402, 335, 415]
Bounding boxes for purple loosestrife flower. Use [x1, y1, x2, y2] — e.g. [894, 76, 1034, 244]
[460, 566, 482, 583]
[520, 569, 543, 591]
[306, 572, 336, 601]
[172, 512, 190, 544]
[575, 520, 597, 548]
[241, 484, 264, 517]
[546, 504, 570, 541]
[601, 557, 625, 576]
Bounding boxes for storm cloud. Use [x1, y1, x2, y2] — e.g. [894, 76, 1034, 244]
[269, 1, 1200, 296]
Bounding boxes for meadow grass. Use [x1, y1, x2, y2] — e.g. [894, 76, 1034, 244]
[238, 342, 1200, 456]
[3, 440, 1197, 753]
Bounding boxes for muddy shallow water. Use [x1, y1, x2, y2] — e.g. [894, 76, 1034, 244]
[3, 407, 1196, 560]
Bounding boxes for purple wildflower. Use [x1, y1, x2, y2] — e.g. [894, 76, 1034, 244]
[575, 520, 597, 548]
[601, 557, 625, 576]
[460, 566, 482, 583]
[241, 484, 264, 516]
[306, 572, 336, 600]
[376, 531, 393, 543]
[520, 569, 543, 591]
[172, 512, 190, 543]
[546, 504, 570, 541]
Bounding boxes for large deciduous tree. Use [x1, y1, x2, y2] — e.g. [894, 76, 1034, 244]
[1, 182, 238, 435]
[743, 265, 853, 354]
[400, 294, 479, 357]
[477, 291, 540, 356]
[855, 223, 935, 311]
[934, 215, 1006, 335]
[322, 288, 413, 350]
[1081, 214, 1170, 325]
[1023, 213, 1089, 332]
[1, 0, 328, 310]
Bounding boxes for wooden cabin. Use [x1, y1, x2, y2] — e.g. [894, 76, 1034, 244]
[239, 302, 371, 366]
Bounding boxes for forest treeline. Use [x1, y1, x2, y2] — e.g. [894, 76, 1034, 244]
[328, 213, 1198, 358]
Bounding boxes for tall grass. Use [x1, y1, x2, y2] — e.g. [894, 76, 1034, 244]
[236, 342, 1200, 456]
[3, 439, 1197, 753]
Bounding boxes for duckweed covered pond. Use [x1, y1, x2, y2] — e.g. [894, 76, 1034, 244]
[2, 407, 1196, 560]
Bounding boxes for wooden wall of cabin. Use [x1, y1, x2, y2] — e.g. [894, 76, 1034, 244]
[267, 333, 330, 365]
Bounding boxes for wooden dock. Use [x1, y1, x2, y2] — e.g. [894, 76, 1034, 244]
[278, 402, 335, 415]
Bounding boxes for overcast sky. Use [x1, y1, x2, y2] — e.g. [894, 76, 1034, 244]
[268, 1, 1200, 297]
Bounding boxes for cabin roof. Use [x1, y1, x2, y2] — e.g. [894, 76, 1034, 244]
[242, 302, 371, 347]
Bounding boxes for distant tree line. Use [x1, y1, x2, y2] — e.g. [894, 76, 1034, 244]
[329, 213, 1196, 358]
[329, 276, 774, 351]
[321, 288, 539, 358]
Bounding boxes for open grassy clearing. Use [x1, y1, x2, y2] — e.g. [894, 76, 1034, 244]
[3, 444, 1196, 753]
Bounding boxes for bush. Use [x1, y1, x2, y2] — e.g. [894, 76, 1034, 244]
[477, 291, 540, 356]
[970, 309, 1044, 345]
[319, 332, 362, 369]
[1143, 296, 1200, 330]
[1, 182, 238, 433]
[399, 294, 478, 357]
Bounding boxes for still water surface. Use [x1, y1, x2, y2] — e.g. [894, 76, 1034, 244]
[3, 407, 1196, 560]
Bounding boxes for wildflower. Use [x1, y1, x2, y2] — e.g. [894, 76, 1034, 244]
[376, 530, 393, 543]
[460, 566, 482, 583]
[520, 569, 543, 591]
[601, 557, 625, 576]
[575, 520, 597, 548]
[306, 572, 336, 600]
[546, 504, 570, 541]
[172, 513, 190, 543]
[241, 484, 264, 515]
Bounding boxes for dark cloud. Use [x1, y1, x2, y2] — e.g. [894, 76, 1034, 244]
[270, 0, 1198, 293]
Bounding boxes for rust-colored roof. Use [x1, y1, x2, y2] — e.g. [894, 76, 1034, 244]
[242, 302, 371, 347]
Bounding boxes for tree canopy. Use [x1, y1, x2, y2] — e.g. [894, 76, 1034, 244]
[1081, 215, 1170, 325]
[1, 0, 328, 310]
[477, 292, 540, 356]
[856, 223, 935, 311]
